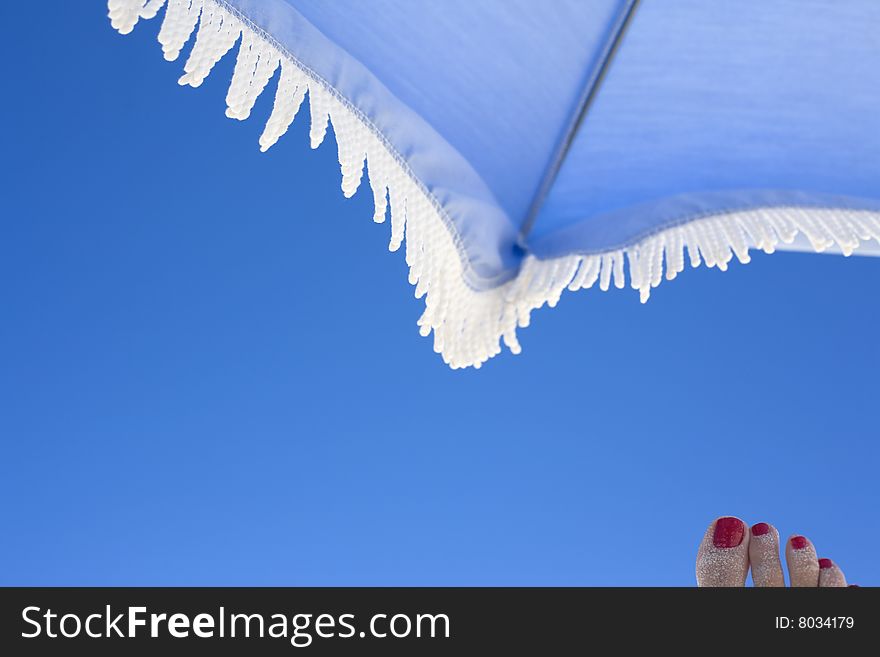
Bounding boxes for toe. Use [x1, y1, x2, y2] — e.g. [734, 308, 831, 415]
[818, 558, 847, 587]
[696, 516, 750, 587]
[786, 535, 820, 587]
[749, 522, 785, 587]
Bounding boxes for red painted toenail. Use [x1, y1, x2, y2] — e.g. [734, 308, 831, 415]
[818, 558, 833, 569]
[751, 522, 771, 537]
[713, 517, 745, 548]
[790, 536, 809, 550]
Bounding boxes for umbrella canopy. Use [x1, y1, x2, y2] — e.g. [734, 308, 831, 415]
[108, 0, 880, 368]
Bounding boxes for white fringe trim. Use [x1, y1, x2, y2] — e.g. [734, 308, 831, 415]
[109, 0, 880, 369]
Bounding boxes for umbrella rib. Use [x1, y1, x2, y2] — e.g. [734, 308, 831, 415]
[519, 0, 642, 243]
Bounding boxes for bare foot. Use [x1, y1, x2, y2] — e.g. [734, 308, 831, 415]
[696, 516, 849, 587]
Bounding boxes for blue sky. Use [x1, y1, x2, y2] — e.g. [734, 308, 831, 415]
[1, 3, 877, 586]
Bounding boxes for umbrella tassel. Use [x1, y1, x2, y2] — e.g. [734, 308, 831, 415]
[636, 240, 655, 302]
[107, 0, 143, 35]
[333, 109, 367, 198]
[569, 256, 600, 291]
[158, 0, 203, 62]
[610, 250, 625, 289]
[388, 187, 406, 252]
[542, 260, 568, 308]
[793, 210, 833, 252]
[666, 229, 684, 280]
[598, 253, 613, 292]
[681, 224, 701, 270]
[720, 219, 751, 265]
[140, 0, 166, 21]
[741, 212, 774, 253]
[108, 0, 166, 34]
[845, 211, 874, 242]
[823, 215, 859, 256]
[179, 3, 241, 89]
[548, 257, 580, 307]
[744, 214, 764, 253]
[853, 213, 880, 243]
[225, 34, 279, 121]
[654, 237, 668, 288]
[765, 210, 798, 246]
[711, 221, 734, 271]
[259, 61, 307, 152]
[307, 85, 331, 149]
[366, 145, 391, 223]
[700, 222, 722, 270]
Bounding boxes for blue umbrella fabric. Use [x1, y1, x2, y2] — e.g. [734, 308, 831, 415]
[108, 0, 880, 368]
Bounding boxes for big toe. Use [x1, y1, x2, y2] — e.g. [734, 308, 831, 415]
[696, 516, 750, 587]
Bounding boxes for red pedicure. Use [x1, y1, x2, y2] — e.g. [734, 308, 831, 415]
[818, 558, 833, 569]
[713, 517, 745, 548]
[751, 522, 771, 537]
[790, 535, 809, 550]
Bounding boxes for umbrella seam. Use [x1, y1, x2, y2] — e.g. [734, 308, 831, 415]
[519, 0, 641, 243]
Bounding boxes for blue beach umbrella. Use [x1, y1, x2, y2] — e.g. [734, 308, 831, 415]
[108, 0, 880, 368]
